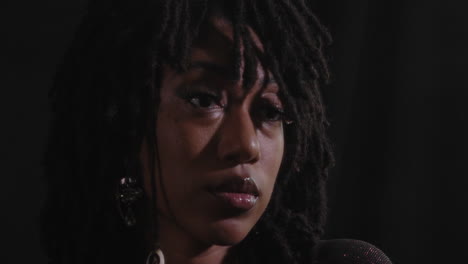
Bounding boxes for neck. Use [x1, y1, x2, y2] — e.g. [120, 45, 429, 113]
[156, 215, 234, 264]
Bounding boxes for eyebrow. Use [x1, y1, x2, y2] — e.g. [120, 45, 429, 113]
[189, 61, 230, 76]
[188, 61, 277, 86]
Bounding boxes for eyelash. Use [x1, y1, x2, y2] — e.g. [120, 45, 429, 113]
[183, 92, 289, 124]
[183, 92, 222, 109]
[257, 102, 287, 123]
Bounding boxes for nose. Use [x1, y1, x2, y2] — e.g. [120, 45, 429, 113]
[217, 106, 260, 165]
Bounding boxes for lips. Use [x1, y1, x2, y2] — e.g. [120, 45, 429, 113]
[209, 177, 260, 211]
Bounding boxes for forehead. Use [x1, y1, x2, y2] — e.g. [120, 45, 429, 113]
[189, 16, 271, 84]
[193, 16, 266, 53]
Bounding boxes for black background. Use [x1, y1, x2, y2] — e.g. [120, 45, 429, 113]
[2, 1, 467, 263]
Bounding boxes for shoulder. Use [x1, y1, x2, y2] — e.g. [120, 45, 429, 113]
[312, 239, 393, 264]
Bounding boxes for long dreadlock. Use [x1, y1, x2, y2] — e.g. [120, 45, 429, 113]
[41, 0, 334, 263]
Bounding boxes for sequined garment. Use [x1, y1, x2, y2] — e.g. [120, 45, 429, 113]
[314, 239, 393, 264]
[144, 239, 392, 264]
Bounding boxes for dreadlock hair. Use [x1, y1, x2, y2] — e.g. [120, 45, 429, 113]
[41, 0, 334, 263]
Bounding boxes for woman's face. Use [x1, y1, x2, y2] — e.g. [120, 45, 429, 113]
[141, 17, 285, 247]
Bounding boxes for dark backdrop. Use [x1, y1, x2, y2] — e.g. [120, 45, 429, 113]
[313, 1, 468, 263]
[2, 1, 467, 263]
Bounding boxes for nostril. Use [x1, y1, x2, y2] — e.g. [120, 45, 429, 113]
[221, 143, 260, 165]
[218, 134, 261, 165]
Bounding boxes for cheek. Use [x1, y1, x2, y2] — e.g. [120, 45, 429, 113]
[152, 109, 218, 202]
[155, 76, 218, 166]
[156, 116, 216, 180]
[258, 129, 285, 199]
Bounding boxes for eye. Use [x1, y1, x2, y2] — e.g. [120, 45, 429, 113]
[184, 92, 222, 109]
[256, 101, 287, 123]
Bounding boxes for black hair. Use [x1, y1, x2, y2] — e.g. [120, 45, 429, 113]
[41, 0, 334, 263]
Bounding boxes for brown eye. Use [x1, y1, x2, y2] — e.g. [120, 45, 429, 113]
[256, 102, 286, 123]
[185, 92, 221, 109]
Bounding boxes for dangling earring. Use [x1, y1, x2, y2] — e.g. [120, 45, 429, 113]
[116, 176, 143, 227]
[146, 249, 165, 264]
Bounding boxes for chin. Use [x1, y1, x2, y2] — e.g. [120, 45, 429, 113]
[205, 218, 254, 246]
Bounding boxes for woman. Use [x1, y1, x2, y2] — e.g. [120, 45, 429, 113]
[42, 0, 391, 263]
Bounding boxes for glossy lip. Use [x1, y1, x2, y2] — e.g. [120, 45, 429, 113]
[207, 176, 260, 211]
[211, 192, 258, 211]
[211, 176, 260, 196]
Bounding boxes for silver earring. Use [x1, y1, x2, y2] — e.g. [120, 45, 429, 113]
[116, 176, 143, 227]
[146, 249, 164, 264]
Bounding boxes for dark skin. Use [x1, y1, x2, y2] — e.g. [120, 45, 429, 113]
[141, 17, 285, 264]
